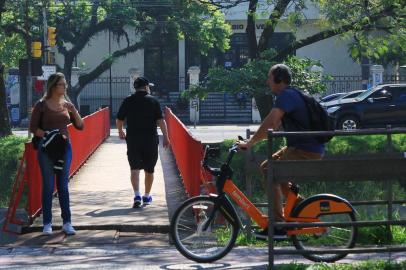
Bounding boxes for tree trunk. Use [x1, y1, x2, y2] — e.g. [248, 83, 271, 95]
[253, 92, 274, 120]
[0, 63, 12, 137]
[246, 0, 259, 60]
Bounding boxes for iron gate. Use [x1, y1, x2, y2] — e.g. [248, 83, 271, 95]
[199, 92, 252, 124]
[79, 77, 130, 117]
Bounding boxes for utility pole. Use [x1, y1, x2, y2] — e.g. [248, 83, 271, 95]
[43, 1, 48, 65]
[25, 0, 32, 138]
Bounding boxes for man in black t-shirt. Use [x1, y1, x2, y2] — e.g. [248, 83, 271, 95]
[116, 77, 170, 208]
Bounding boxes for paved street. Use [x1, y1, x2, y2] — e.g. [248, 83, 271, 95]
[12, 124, 260, 143]
[2, 242, 406, 269]
[184, 124, 260, 143]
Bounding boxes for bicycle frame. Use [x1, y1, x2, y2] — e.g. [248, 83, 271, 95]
[203, 144, 354, 237]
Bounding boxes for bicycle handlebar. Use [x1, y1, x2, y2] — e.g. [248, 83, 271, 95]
[202, 142, 240, 176]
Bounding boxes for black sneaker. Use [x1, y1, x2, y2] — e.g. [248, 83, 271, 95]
[132, 196, 142, 208]
[253, 227, 288, 241]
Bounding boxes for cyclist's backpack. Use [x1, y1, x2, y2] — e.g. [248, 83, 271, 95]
[289, 89, 336, 144]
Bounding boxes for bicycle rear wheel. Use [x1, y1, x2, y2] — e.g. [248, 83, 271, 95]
[292, 208, 357, 262]
[170, 196, 239, 263]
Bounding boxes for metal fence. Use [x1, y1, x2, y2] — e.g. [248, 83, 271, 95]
[323, 75, 406, 94]
[265, 128, 406, 268]
[78, 76, 187, 118]
[79, 77, 131, 117]
[76, 74, 406, 122]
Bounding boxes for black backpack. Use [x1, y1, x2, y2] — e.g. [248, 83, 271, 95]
[287, 89, 336, 143]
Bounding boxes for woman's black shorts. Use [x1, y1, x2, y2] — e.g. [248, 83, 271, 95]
[126, 136, 159, 173]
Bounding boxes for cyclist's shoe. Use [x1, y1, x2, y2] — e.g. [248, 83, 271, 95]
[253, 227, 288, 241]
[133, 196, 142, 208]
[142, 195, 152, 205]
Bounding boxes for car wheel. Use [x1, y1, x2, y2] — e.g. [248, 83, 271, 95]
[338, 116, 360, 130]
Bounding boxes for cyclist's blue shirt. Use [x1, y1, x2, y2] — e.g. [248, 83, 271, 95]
[274, 87, 325, 154]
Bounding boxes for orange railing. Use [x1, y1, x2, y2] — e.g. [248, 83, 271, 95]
[3, 108, 110, 234]
[165, 107, 213, 197]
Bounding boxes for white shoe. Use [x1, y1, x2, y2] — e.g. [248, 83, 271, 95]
[42, 223, 53, 235]
[62, 222, 76, 235]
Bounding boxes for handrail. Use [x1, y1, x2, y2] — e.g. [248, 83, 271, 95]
[266, 127, 406, 268]
[164, 107, 214, 197]
[3, 108, 110, 234]
[268, 127, 406, 137]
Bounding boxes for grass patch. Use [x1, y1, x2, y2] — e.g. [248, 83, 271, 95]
[0, 135, 27, 208]
[212, 135, 406, 246]
[276, 260, 406, 269]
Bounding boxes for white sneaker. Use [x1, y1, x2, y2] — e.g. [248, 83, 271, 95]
[62, 222, 76, 235]
[42, 223, 52, 235]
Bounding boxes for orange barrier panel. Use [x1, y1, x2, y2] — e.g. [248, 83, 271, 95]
[164, 107, 213, 197]
[3, 108, 110, 233]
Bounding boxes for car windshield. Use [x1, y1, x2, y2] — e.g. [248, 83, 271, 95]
[355, 87, 379, 101]
[341, 90, 364, 99]
[321, 93, 345, 102]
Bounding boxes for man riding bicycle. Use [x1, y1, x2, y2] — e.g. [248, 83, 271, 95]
[237, 64, 324, 239]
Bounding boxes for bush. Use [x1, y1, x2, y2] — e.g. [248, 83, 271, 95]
[277, 260, 406, 269]
[0, 135, 27, 208]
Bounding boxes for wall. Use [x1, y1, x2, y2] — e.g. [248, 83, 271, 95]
[56, 27, 144, 77]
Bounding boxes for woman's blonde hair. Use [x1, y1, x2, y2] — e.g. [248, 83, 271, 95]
[43, 72, 71, 102]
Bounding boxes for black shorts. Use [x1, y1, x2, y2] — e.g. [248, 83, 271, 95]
[126, 137, 159, 173]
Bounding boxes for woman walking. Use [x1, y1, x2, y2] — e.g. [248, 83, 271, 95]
[29, 72, 84, 235]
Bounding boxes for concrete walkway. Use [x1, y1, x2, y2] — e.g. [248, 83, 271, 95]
[26, 130, 187, 234]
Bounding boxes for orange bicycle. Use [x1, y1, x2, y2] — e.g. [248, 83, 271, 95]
[170, 142, 357, 263]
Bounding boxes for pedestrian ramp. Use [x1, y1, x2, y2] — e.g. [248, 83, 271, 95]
[27, 131, 186, 233]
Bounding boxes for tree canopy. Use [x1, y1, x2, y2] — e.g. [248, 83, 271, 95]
[199, 0, 405, 63]
[189, 0, 405, 119]
[44, 0, 232, 103]
[0, 0, 232, 105]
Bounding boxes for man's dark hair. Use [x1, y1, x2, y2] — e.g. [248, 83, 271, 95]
[270, 64, 292, 85]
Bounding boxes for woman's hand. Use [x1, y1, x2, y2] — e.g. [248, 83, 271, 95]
[35, 128, 46, 138]
[64, 102, 77, 113]
[65, 102, 84, 130]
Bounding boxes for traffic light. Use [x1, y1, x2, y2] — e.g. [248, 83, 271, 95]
[48, 27, 56, 47]
[31, 41, 42, 58]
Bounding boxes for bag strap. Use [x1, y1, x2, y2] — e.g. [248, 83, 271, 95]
[283, 88, 310, 131]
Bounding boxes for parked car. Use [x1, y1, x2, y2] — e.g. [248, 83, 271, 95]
[320, 90, 366, 107]
[319, 92, 346, 103]
[325, 84, 406, 130]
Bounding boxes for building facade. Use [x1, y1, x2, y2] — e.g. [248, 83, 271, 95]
[54, 1, 399, 121]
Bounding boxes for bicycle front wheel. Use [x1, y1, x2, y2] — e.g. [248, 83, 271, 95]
[292, 210, 357, 262]
[170, 196, 239, 263]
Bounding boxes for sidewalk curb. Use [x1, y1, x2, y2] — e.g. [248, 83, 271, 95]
[22, 224, 170, 234]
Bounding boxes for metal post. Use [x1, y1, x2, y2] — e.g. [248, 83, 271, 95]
[25, 0, 32, 138]
[194, 103, 197, 129]
[267, 129, 275, 269]
[245, 129, 252, 238]
[42, 4, 47, 65]
[386, 125, 393, 242]
[108, 29, 113, 120]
